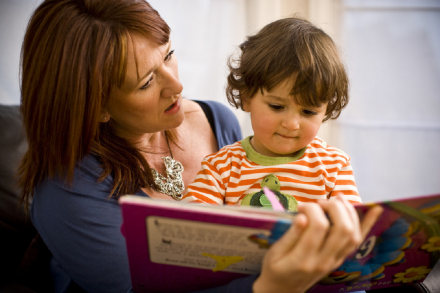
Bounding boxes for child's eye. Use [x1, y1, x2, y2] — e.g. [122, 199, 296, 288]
[164, 49, 175, 62]
[269, 104, 284, 111]
[140, 76, 154, 90]
[302, 109, 318, 116]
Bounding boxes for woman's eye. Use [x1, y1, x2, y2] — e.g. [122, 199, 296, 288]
[164, 49, 175, 62]
[269, 104, 284, 111]
[302, 109, 317, 115]
[140, 76, 154, 90]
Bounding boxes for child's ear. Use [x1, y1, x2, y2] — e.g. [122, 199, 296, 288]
[242, 96, 251, 112]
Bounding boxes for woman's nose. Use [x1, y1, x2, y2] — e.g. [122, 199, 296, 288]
[160, 66, 183, 98]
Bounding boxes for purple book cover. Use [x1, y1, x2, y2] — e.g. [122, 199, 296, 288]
[120, 193, 440, 293]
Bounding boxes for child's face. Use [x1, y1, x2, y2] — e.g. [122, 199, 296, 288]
[243, 78, 327, 157]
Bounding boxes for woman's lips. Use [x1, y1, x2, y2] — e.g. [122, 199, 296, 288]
[164, 98, 181, 114]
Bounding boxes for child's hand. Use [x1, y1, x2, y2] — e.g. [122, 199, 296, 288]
[253, 197, 383, 293]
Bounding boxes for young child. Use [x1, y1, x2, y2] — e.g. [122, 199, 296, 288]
[181, 17, 362, 211]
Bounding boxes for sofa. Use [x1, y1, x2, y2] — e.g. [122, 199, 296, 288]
[0, 104, 52, 293]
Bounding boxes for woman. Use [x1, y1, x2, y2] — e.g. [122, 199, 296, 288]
[18, 0, 382, 292]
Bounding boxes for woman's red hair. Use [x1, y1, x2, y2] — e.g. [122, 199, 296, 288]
[19, 0, 171, 206]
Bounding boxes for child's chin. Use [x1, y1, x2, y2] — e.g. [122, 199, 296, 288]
[273, 150, 300, 157]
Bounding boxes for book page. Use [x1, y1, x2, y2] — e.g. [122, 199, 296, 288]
[146, 216, 270, 274]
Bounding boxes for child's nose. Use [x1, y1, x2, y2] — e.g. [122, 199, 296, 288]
[282, 115, 300, 131]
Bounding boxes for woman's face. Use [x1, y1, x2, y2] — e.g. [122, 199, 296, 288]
[105, 34, 184, 142]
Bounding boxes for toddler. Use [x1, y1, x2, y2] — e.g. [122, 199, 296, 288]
[182, 17, 362, 211]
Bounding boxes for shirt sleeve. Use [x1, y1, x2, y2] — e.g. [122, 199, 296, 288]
[184, 100, 241, 205]
[328, 158, 362, 204]
[182, 155, 226, 205]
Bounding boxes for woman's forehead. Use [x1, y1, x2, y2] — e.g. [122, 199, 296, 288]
[122, 34, 170, 89]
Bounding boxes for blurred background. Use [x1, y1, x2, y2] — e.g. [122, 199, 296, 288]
[1, 0, 439, 203]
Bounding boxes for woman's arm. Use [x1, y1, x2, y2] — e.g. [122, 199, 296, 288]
[32, 155, 133, 293]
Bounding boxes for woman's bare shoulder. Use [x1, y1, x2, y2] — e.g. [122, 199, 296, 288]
[176, 99, 218, 166]
[182, 99, 206, 123]
[182, 99, 202, 113]
[180, 99, 217, 148]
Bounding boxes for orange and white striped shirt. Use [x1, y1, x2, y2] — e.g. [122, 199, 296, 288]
[182, 136, 361, 206]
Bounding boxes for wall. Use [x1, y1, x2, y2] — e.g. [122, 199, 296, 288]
[0, 0, 42, 105]
[336, 0, 440, 201]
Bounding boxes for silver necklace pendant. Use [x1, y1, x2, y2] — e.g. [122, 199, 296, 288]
[151, 156, 184, 200]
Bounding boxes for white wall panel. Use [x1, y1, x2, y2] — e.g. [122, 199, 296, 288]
[0, 0, 43, 105]
[338, 0, 440, 201]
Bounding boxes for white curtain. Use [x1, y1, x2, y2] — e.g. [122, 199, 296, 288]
[337, 0, 440, 201]
[0, 0, 43, 105]
[148, 0, 250, 134]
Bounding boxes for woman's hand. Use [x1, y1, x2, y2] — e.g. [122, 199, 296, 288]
[253, 196, 383, 293]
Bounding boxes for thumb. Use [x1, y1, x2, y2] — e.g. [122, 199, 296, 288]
[267, 214, 307, 260]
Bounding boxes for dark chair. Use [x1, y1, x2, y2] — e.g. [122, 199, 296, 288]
[0, 104, 53, 293]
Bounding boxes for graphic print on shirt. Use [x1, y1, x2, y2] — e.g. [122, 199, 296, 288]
[240, 174, 298, 212]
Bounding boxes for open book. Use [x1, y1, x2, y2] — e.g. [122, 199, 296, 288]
[119, 193, 440, 293]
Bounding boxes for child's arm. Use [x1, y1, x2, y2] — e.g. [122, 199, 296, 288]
[328, 158, 362, 204]
[181, 158, 227, 205]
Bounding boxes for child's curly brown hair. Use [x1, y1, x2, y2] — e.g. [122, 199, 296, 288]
[226, 17, 349, 122]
